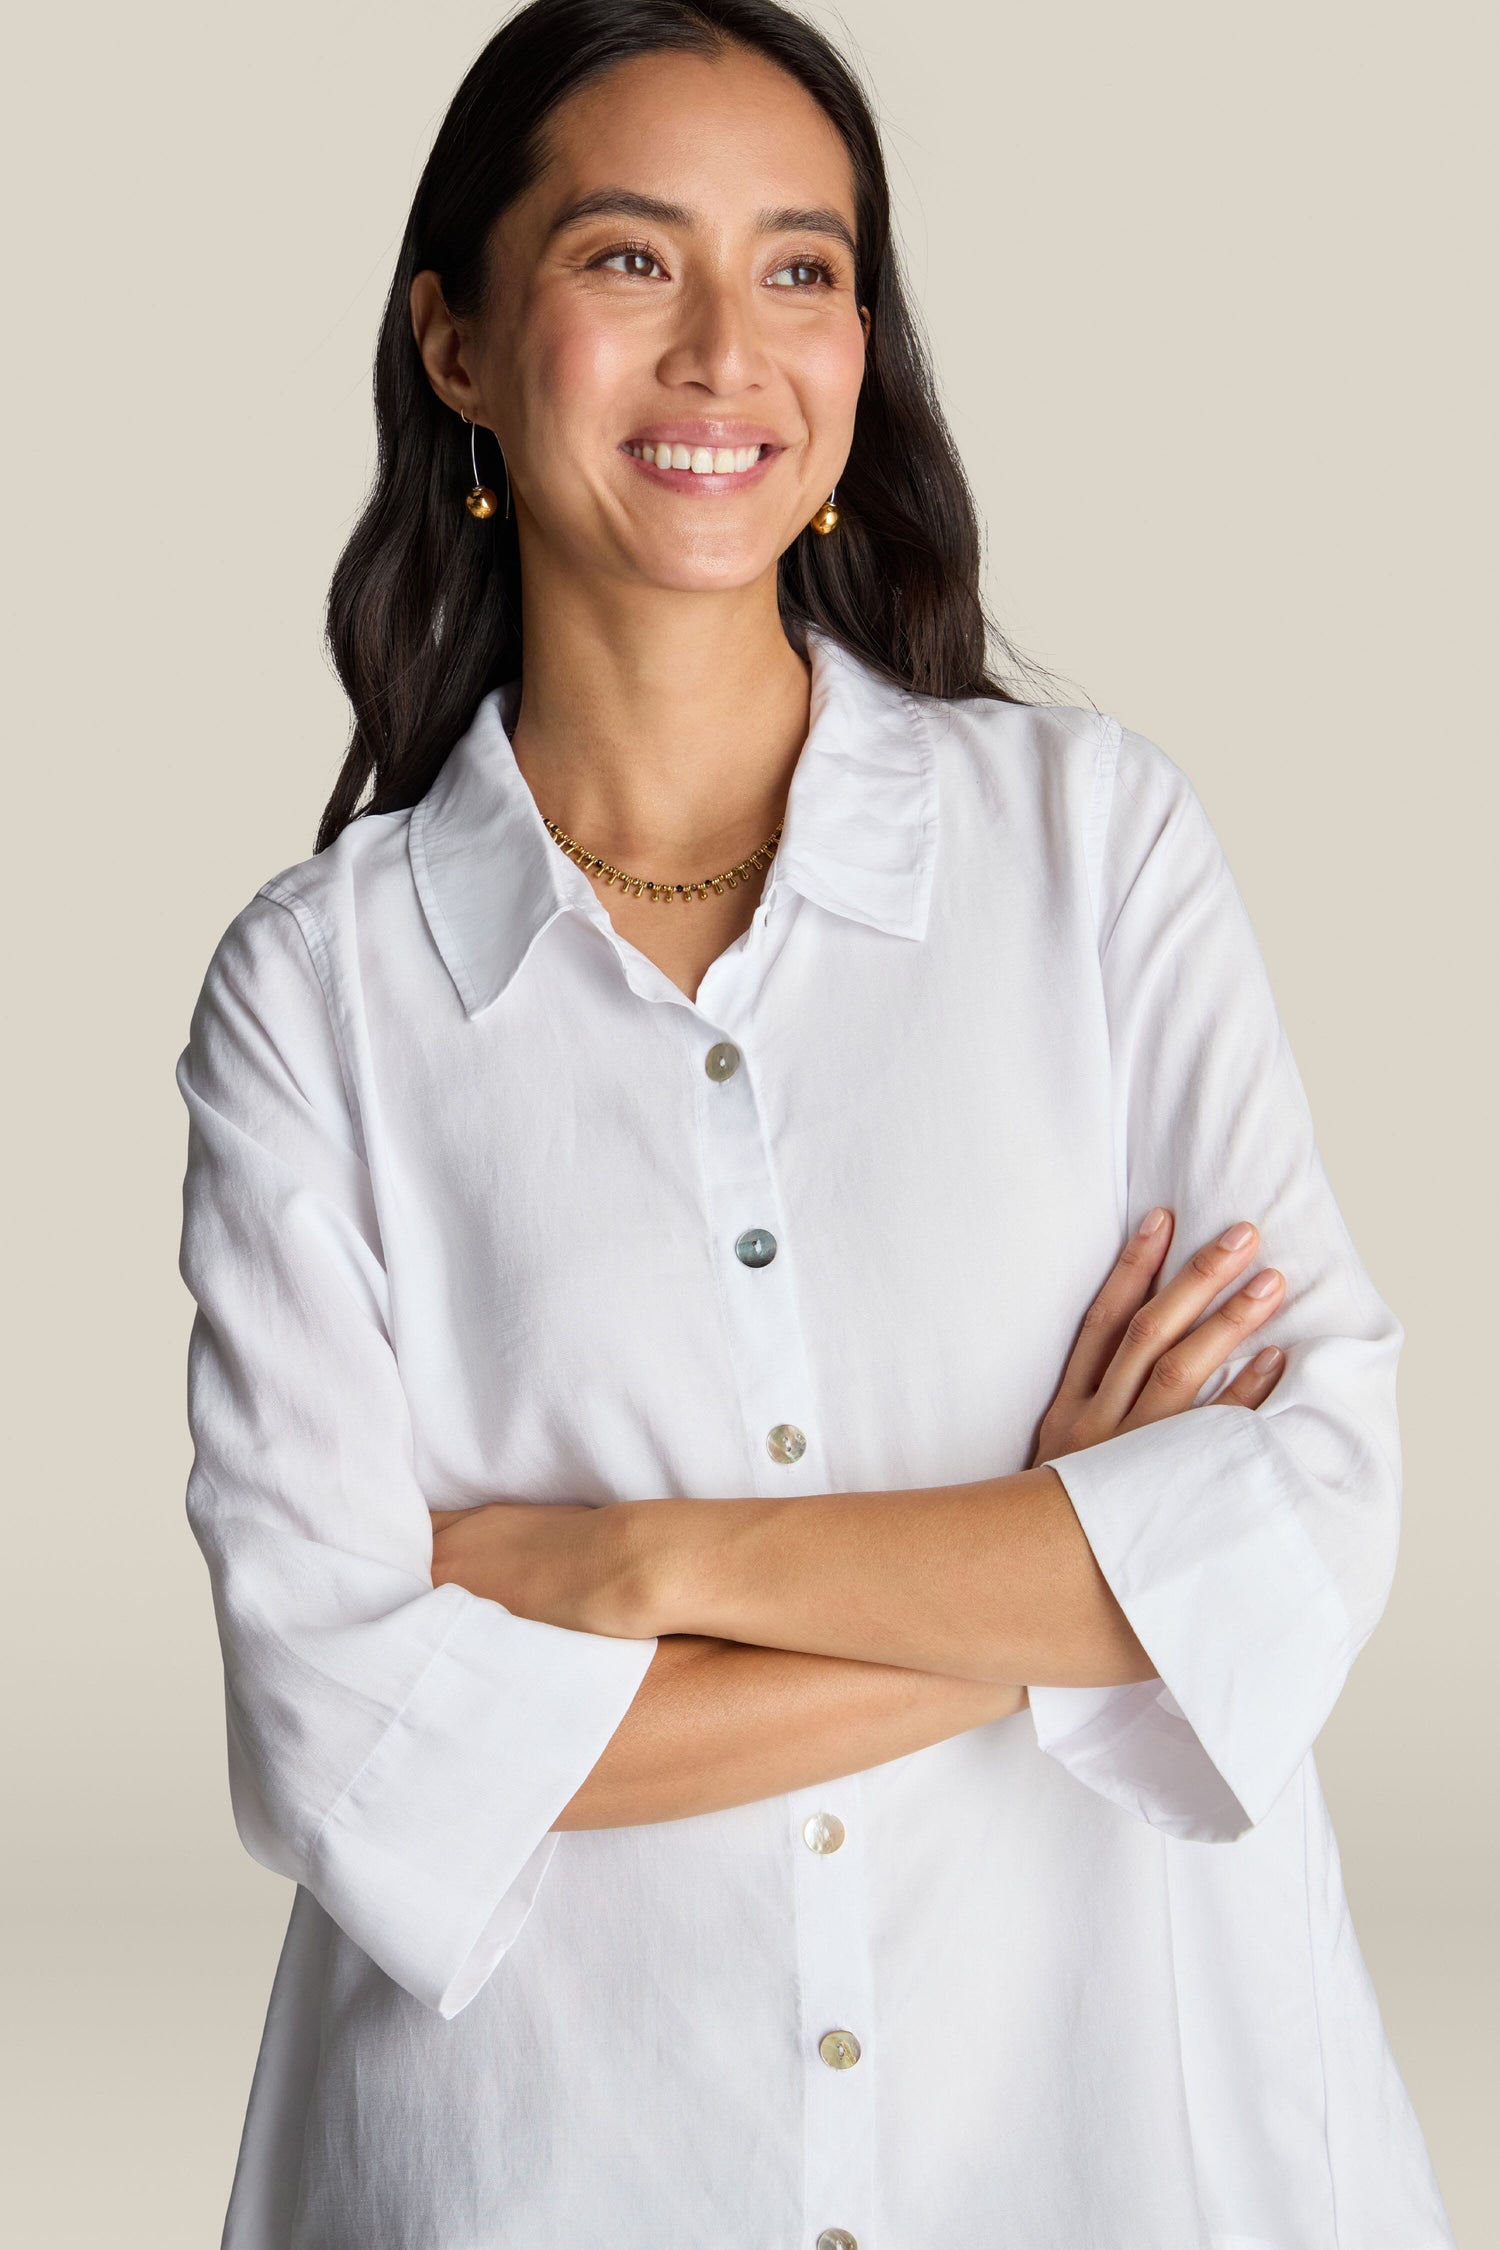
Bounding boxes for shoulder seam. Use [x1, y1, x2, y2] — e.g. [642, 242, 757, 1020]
[1083, 714, 1123, 941]
[255, 881, 368, 1161]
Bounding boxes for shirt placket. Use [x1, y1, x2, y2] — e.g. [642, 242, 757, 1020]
[685, 984, 880, 2250]
[789, 1776, 878, 2250]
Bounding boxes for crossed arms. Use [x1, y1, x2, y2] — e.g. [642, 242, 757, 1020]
[430, 1210, 1289, 1829]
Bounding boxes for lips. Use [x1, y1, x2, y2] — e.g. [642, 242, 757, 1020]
[619, 434, 782, 489]
[622, 422, 784, 450]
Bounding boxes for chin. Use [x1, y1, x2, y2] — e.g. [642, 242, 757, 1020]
[624, 534, 785, 593]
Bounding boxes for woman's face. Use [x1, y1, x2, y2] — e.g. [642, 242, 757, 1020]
[437, 44, 869, 596]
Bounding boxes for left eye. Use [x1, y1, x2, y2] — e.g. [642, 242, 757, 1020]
[768, 260, 830, 289]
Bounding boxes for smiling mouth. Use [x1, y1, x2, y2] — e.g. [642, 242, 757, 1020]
[621, 439, 775, 482]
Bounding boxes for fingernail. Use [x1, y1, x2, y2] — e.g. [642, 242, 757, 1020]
[1244, 1269, 1282, 1297]
[1219, 1221, 1255, 1250]
[1252, 1346, 1283, 1374]
[1137, 1206, 1167, 1235]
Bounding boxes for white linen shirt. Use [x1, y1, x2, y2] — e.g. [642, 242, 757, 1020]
[179, 627, 1456, 2250]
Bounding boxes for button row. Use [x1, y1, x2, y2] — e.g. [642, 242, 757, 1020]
[703, 1040, 805, 1467]
[707, 1057, 853, 2226]
[716, 1059, 773, 1270]
[808, 1819, 859, 2069]
[806, 1809, 858, 2243]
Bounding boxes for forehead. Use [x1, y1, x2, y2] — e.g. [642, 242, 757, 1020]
[526, 44, 857, 232]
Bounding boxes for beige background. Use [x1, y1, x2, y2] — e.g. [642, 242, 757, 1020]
[4, 2, 1493, 2240]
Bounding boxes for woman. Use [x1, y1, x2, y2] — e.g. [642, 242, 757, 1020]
[177, 2, 1456, 2244]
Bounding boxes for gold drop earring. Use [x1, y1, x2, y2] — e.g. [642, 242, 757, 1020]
[809, 484, 839, 535]
[460, 410, 510, 520]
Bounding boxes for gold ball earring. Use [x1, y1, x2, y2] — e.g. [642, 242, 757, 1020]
[809, 486, 840, 535]
[460, 410, 509, 520]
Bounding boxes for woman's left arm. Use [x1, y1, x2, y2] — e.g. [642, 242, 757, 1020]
[435, 1462, 1151, 1686]
[790, 726, 1405, 1842]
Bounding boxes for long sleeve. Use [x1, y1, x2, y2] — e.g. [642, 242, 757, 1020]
[178, 889, 658, 2016]
[1026, 720, 1404, 1841]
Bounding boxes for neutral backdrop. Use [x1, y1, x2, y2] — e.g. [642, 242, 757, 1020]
[4, 2, 1493, 2242]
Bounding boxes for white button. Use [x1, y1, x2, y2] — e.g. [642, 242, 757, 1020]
[704, 1041, 741, 1081]
[803, 1811, 846, 1854]
[817, 2233, 858, 2250]
[818, 2028, 862, 2070]
[766, 1422, 807, 1465]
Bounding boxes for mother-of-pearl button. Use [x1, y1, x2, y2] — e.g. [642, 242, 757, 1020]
[802, 1810, 845, 1854]
[704, 1041, 741, 1080]
[766, 1422, 806, 1465]
[734, 1227, 777, 1266]
[818, 2028, 862, 2069]
[817, 2232, 858, 2250]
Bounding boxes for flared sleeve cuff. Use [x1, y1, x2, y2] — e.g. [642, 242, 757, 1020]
[179, 888, 661, 2021]
[306, 1587, 658, 2017]
[1026, 1404, 1358, 1841]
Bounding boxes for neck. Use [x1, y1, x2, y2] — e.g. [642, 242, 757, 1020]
[507, 569, 812, 876]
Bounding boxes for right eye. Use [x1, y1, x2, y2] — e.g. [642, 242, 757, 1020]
[594, 244, 667, 281]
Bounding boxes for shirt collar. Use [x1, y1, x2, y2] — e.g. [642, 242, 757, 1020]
[408, 625, 940, 1019]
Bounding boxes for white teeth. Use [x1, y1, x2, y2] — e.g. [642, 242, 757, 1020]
[627, 441, 766, 474]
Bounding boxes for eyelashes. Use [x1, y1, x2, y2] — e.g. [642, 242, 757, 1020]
[589, 237, 840, 289]
[768, 256, 840, 290]
[591, 240, 668, 280]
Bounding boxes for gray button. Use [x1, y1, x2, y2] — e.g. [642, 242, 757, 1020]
[704, 1041, 741, 1081]
[735, 1227, 777, 1267]
[766, 1423, 807, 1465]
[803, 1811, 846, 1855]
[818, 2029, 862, 2070]
[817, 2233, 858, 2250]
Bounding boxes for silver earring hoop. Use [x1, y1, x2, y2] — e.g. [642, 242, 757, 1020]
[459, 410, 510, 522]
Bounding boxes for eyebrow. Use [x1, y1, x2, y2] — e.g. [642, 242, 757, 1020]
[545, 187, 857, 260]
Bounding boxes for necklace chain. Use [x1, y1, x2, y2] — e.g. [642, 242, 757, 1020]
[541, 814, 784, 903]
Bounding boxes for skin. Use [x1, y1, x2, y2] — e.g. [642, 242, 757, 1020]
[411, 41, 870, 1003]
[411, 45, 1288, 1830]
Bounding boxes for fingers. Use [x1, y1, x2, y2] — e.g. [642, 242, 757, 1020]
[1052, 1204, 1178, 1410]
[1211, 1343, 1286, 1411]
[1091, 1218, 1277, 1427]
[1115, 1262, 1287, 1429]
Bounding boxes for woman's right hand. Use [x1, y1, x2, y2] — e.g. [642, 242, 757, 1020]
[1029, 1208, 1287, 1469]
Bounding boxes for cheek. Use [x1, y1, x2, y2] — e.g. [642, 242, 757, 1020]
[789, 317, 867, 434]
[523, 306, 644, 434]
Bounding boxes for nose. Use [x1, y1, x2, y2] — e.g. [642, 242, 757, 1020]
[655, 271, 772, 395]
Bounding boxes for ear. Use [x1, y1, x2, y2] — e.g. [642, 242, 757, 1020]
[859, 302, 871, 342]
[409, 268, 487, 421]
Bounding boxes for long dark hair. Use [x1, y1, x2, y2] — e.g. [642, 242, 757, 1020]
[317, 0, 1037, 853]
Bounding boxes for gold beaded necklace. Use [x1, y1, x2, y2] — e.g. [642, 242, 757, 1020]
[541, 815, 783, 903]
